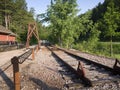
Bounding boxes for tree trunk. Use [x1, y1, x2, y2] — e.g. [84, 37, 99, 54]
[59, 36, 62, 47]
[5, 14, 8, 29]
[8, 15, 10, 29]
[110, 35, 113, 56]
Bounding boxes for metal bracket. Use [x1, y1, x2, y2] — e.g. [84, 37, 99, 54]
[113, 59, 120, 74]
[77, 61, 85, 77]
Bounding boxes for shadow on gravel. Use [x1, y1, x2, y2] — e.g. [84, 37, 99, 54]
[0, 69, 14, 90]
[29, 77, 60, 90]
[51, 53, 82, 82]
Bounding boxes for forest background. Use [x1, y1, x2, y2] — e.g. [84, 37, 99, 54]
[0, 0, 120, 59]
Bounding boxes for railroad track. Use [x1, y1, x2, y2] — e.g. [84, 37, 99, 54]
[47, 46, 120, 89]
[60, 48, 117, 69]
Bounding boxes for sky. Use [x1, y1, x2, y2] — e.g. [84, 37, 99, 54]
[26, 0, 104, 16]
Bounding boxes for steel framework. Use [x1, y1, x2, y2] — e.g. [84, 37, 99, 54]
[26, 22, 40, 48]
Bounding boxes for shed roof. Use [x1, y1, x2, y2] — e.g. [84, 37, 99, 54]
[0, 25, 16, 36]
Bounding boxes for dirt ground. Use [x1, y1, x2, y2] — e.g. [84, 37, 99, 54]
[0, 46, 65, 90]
[21, 46, 65, 90]
[0, 48, 27, 66]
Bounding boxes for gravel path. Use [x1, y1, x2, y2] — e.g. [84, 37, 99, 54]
[0, 48, 27, 66]
[68, 49, 116, 68]
[76, 52, 115, 68]
[20, 46, 65, 90]
[0, 46, 65, 90]
[0, 46, 120, 90]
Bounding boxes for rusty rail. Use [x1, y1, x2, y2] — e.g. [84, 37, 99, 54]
[48, 45, 120, 87]
[56, 46, 120, 75]
[47, 46, 92, 87]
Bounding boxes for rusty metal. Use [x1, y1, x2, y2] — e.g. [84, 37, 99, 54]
[57, 46, 115, 73]
[47, 46, 92, 87]
[26, 22, 40, 49]
[18, 49, 32, 64]
[77, 61, 85, 77]
[113, 59, 120, 74]
[4, 46, 37, 90]
[11, 56, 20, 90]
[10, 47, 35, 90]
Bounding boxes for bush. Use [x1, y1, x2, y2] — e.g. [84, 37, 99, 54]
[93, 42, 120, 57]
[113, 44, 120, 54]
[94, 42, 110, 56]
[73, 42, 120, 58]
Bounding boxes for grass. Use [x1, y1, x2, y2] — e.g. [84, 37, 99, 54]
[113, 54, 120, 60]
[100, 42, 120, 44]
[73, 41, 120, 59]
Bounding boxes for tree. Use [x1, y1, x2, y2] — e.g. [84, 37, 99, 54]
[91, 0, 120, 42]
[103, 0, 119, 56]
[43, 0, 78, 48]
[29, 7, 35, 16]
[0, 0, 35, 43]
[0, 0, 14, 29]
[78, 10, 100, 51]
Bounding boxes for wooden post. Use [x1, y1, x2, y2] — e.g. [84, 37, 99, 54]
[11, 57, 20, 90]
[32, 48, 35, 60]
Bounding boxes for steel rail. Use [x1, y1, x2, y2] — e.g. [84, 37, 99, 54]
[56, 47, 120, 75]
[48, 45, 120, 88]
[47, 46, 92, 87]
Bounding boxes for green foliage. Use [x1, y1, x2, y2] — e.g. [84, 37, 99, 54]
[95, 42, 120, 58]
[72, 0, 120, 57]
[92, 0, 120, 41]
[38, 24, 51, 40]
[99, 0, 119, 56]
[35, 0, 120, 59]
[77, 10, 100, 51]
[103, 0, 119, 38]
[90, 0, 120, 56]
[0, 0, 35, 43]
[94, 42, 111, 56]
[73, 42, 120, 59]
[41, 0, 78, 48]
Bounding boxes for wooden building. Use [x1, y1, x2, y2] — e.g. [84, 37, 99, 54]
[0, 25, 16, 44]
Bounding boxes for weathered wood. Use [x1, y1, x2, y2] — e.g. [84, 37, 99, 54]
[11, 56, 20, 90]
